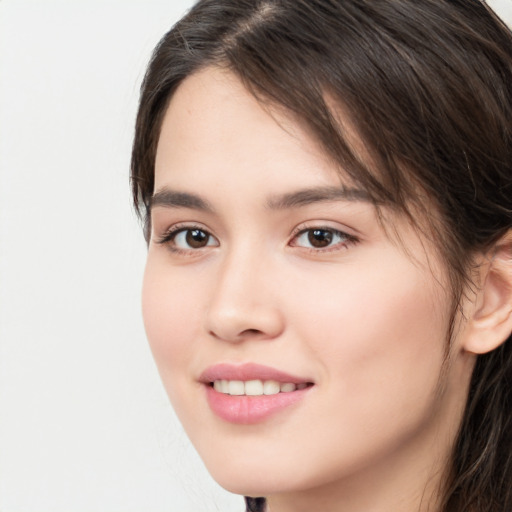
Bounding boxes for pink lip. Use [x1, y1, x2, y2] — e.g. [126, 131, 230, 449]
[200, 363, 314, 424]
[199, 362, 311, 384]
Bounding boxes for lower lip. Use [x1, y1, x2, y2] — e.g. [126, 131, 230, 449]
[205, 385, 312, 424]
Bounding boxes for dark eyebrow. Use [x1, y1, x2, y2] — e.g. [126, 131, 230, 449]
[266, 185, 371, 209]
[149, 188, 214, 213]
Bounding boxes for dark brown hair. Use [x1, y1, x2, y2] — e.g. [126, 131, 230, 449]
[131, 1, 512, 510]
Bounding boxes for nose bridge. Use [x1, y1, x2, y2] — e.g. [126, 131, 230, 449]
[205, 240, 283, 342]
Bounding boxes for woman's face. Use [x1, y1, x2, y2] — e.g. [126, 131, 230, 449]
[143, 67, 473, 501]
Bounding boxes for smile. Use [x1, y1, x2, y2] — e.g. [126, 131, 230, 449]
[212, 379, 309, 396]
[200, 363, 314, 424]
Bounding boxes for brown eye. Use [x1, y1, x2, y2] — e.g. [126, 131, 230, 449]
[292, 227, 354, 251]
[169, 228, 218, 250]
[185, 229, 209, 248]
[308, 229, 333, 248]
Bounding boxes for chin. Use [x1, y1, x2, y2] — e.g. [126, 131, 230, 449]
[206, 452, 329, 498]
[205, 460, 293, 497]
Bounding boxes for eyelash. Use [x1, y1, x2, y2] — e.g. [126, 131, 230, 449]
[155, 223, 359, 254]
[155, 223, 218, 255]
[290, 225, 359, 253]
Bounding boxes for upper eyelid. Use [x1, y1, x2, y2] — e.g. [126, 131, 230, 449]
[290, 221, 358, 238]
[153, 220, 359, 246]
[289, 224, 360, 249]
[155, 223, 214, 244]
[154, 225, 220, 255]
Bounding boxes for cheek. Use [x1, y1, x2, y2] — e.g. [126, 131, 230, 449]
[141, 256, 204, 391]
[287, 255, 449, 436]
[311, 269, 445, 365]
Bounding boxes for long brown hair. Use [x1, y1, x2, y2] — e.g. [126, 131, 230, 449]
[131, 1, 512, 510]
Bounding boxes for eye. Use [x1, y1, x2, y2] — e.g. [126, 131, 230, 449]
[174, 228, 216, 249]
[291, 227, 356, 250]
[157, 226, 219, 251]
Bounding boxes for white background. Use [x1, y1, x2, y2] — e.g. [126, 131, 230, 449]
[1, 1, 511, 511]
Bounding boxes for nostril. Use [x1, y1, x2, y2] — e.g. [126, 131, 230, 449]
[208, 328, 266, 342]
[241, 328, 262, 336]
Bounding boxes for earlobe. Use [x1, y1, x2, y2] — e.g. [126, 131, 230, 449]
[463, 230, 512, 355]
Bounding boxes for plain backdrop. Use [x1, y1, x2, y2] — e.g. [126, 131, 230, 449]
[0, 1, 511, 511]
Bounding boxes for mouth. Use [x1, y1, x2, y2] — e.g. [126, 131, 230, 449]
[200, 363, 314, 424]
[210, 379, 311, 396]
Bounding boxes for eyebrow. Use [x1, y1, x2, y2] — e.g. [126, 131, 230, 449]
[266, 185, 371, 209]
[149, 188, 214, 213]
[149, 185, 371, 214]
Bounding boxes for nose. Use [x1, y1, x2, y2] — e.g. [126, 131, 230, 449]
[205, 251, 285, 343]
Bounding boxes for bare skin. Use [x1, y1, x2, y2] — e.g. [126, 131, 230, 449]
[142, 66, 512, 512]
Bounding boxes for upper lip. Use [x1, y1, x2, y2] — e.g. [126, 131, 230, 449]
[199, 363, 312, 384]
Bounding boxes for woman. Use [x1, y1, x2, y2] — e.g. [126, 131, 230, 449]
[131, 1, 512, 511]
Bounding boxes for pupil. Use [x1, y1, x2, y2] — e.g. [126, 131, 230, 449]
[186, 229, 208, 248]
[308, 229, 333, 248]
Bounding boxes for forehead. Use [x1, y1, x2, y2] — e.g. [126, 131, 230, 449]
[154, 66, 356, 192]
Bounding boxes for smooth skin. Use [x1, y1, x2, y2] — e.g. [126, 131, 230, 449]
[142, 67, 512, 512]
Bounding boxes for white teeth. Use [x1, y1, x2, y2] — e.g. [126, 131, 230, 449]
[228, 380, 245, 396]
[263, 380, 280, 395]
[245, 380, 264, 396]
[212, 379, 307, 396]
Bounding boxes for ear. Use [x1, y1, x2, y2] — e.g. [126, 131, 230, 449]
[463, 230, 512, 355]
